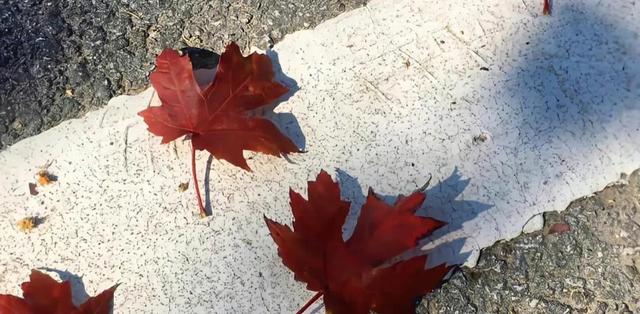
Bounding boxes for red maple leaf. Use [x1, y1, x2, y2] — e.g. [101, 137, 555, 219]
[139, 42, 300, 216]
[0, 270, 117, 314]
[265, 171, 452, 314]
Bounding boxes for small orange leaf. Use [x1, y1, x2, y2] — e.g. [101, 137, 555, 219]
[37, 170, 57, 186]
[16, 217, 45, 233]
[16, 217, 36, 233]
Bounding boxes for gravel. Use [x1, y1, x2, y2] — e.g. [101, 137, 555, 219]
[420, 169, 640, 313]
[0, 0, 366, 148]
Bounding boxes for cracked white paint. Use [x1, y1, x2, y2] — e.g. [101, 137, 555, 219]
[522, 214, 544, 234]
[1, 0, 639, 312]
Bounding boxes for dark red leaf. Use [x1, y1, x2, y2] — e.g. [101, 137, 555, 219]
[266, 171, 452, 314]
[21, 270, 75, 314]
[0, 294, 32, 314]
[368, 257, 451, 314]
[75, 285, 118, 314]
[265, 171, 349, 291]
[0, 270, 117, 314]
[139, 42, 300, 216]
[348, 190, 445, 265]
[139, 42, 299, 170]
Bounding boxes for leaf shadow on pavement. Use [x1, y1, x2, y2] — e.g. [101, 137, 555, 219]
[39, 268, 89, 305]
[513, 5, 639, 145]
[335, 168, 492, 268]
[265, 49, 306, 152]
[495, 3, 640, 199]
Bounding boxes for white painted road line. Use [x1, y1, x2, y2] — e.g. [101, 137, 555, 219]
[1, 0, 638, 312]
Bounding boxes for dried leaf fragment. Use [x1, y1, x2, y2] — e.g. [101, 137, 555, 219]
[29, 183, 39, 195]
[178, 182, 189, 192]
[36, 161, 57, 186]
[16, 217, 37, 232]
[37, 170, 57, 186]
[16, 216, 45, 233]
[548, 223, 571, 234]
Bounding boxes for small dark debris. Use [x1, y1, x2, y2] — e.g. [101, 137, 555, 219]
[239, 13, 253, 24]
[473, 133, 489, 144]
[180, 47, 220, 70]
[480, 67, 490, 71]
[265, 35, 275, 49]
[178, 182, 189, 192]
[439, 40, 445, 44]
[29, 183, 38, 195]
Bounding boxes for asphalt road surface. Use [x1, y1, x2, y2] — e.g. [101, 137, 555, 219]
[0, 0, 366, 148]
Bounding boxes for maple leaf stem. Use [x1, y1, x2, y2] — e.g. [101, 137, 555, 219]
[191, 141, 207, 217]
[296, 292, 323, 314]
[543, 0, 551, 15]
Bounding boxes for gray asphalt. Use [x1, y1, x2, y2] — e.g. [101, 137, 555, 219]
[421, 170, 640, 313]
[0, 0, 366, 148]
